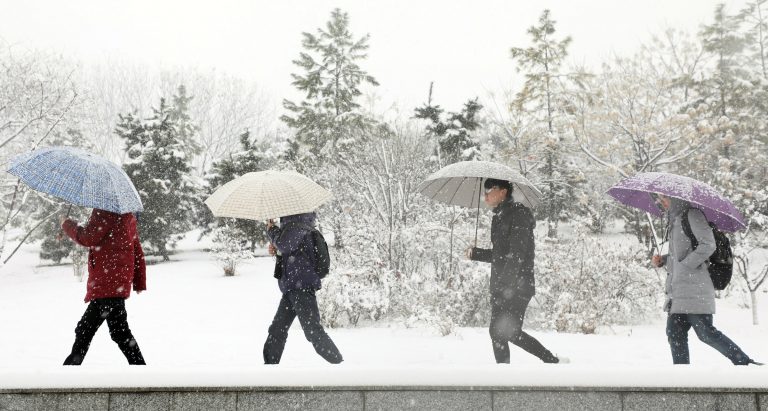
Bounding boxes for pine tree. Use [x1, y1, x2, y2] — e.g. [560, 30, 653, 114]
[203, 130, 284, 251]
[739, 0, 768, 80]
[509, 9, 585, 238]
[693, 5, 759, 194]
[281, 8, 380, 162]
[117, 86, 201, 261]
[414, 89, 483, 165]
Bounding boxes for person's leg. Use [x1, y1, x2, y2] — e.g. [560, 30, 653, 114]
[666, 314, 692, 364]
[688, 314, 751, 365]
[290, 290, 343, 364]
[488, 301, 511, 363]
[104, 298, 145, 365]
[507, 294, 559, 363]
[263, 293, 296, 364]
[63, 300, 107, 365]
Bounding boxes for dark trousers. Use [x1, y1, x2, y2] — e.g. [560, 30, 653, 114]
[666, 314, 750, 365]
[490, 294, 557, 364]
[63, 298, 145, 365]
[263, 289, 342, 364]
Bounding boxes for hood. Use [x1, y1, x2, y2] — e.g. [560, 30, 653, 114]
[280, 212, 317, 228]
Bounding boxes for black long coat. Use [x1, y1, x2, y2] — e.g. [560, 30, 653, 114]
[470, 199, 536, 304]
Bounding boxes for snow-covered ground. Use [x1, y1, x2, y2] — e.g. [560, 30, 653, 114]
[1, 234, 766, 389]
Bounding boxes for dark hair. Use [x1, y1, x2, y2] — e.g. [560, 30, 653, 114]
[484, 178, 513, 199]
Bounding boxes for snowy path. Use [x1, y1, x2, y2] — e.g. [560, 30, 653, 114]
[0, 240, 766, 388]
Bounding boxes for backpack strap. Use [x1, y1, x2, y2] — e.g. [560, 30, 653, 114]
[680, 208, 699, 251]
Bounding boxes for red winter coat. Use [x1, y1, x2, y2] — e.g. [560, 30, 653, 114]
[62, 209, 146, 302]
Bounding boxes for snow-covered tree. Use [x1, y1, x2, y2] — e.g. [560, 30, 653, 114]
[738, 0, 768, 80]
[117, 86, 201, 261]
[509, 9, 586, 238]
[0, 42, 80, 262]
[571, 33, 712, 245]
[202, 130, 287, 251]
[413, 85, 483, 166]
[281, 8, 380, 162]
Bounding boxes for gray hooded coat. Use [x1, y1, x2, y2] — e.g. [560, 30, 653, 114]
[662, 198, 717, 314]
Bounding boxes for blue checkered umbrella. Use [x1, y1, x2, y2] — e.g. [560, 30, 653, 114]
[7, 146, 143, 213]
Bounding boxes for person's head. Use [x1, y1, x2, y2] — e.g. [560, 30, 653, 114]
[651, 192, 672, 212]
[483, 178, 512, 207]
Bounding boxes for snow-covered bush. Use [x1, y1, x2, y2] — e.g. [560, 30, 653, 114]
[396, 260, 491, 336]
[71, 245, 88, 282]
[318, 265, 391, 327]
[210, 225, 253, 276]
[529, 230, 662, 333]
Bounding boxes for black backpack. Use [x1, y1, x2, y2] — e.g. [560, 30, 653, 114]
[291, 222, 331, 279]
[680, 208, 733, 290]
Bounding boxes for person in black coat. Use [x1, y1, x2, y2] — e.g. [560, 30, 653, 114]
[466, 178, 562, 364]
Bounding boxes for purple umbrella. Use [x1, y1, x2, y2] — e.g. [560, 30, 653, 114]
[607, 172, 747, 233]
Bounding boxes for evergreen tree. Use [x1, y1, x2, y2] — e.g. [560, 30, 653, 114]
[281, 8, 380, 162]
[117, 86, 201, 261]
[691, 5, 768, 229]
[202, 130, 284, 251]
[509, 9, 585, 238]
[414, 89, 483, 165]
[738, 0, 768, 81]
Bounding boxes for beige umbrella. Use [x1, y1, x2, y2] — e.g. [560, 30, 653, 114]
[204, 170, 331, 220]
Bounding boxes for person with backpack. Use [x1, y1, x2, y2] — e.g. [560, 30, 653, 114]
[263, 212, 343, 364]
[651, 193, 761, 365]
[60, 209, 147, 366]
[465, 179, 564, 364]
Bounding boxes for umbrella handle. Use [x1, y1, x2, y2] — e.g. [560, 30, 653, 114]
[474, 179, 482, 246]
[645, 212, 660, 254]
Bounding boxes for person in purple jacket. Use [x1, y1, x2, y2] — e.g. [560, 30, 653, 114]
[263, 212, 342, 364]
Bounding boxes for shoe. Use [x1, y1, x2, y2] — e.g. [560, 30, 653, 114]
[545, 355, 570, 364]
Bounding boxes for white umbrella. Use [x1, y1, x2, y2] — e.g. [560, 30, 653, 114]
[416, 160, 542, 243]
[204, 170, 331, 220]
[417, 161, 542, 209]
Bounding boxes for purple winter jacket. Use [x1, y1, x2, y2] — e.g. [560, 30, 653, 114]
[267, 212, 322, 293]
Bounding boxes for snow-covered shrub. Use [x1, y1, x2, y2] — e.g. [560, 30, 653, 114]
[71, 245, 88, 282]
[396, 260, 491, 335]
[210, 225, 253, 276]
[529, 230, 662, 333]
[318, 265, 391, 328]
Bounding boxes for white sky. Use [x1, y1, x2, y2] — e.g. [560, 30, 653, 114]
[0, 0, 749, 113]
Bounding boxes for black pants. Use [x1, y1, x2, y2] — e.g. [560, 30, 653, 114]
[666, 314, 750, 365]
[489, 294, 557, 364]
[63, 298, 145, 365]
[263, 289, 342, 364]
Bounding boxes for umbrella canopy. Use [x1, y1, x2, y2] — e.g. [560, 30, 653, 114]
[607, 172, 746, 233]
[416, 160, 542, 209]
[205, 170, 331, 221]
[7, 146, 143, 214]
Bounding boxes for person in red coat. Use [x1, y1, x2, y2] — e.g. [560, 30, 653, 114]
[60, 208, 146, 365]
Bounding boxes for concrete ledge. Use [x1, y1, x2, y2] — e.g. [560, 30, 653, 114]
[2, 387, 768, 411]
